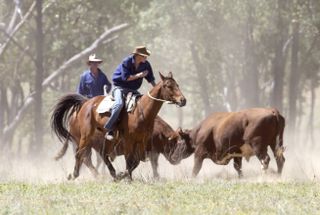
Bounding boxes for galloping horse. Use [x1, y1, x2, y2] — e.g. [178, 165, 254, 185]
[51, 72, 186, 180]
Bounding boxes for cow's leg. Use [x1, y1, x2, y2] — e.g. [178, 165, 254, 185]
[150, 152, 160, 178]
[83, 151, 99, 178]
[95, 151, 103, 170]
[192, 150, 206, 177]
[233, 157, 243, 178]
[270, 143, 285, 175]
[250, 138, 270, 173]
[259, 153, 270, 172]
[254, 145, 270, 172]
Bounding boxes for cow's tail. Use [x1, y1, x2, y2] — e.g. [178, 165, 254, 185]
[50, 93, 87, 143]
[272, 108, 285, 158]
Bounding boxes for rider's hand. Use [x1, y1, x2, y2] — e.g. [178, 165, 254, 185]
[139, 70, 148, 78]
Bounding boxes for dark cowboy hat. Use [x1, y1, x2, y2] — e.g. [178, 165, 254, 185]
[87, 54, 103, 64]
[132, 46, 151, 57]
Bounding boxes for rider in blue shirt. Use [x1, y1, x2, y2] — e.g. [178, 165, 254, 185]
[77, 54, 111, 98]
[104, 46, 156, 140]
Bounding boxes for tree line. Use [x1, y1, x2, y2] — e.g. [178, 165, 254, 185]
[0, 0, 319, 156]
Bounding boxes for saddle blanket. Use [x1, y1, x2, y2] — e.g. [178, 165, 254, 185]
[96, 92, 140, 114]
[96, 95, 114, 113]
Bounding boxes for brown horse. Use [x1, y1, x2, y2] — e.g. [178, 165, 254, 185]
[54, 115, 194, 178]
[51, 72, 186, 180]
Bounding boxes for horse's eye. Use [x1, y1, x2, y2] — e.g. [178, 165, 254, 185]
[167, 85, 174, 90]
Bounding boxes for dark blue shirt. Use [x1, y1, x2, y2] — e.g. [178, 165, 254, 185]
[112, 55, 155, 90]
[77, 69, 111, 98]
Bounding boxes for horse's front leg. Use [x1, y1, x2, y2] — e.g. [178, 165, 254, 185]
[102, 153, 117, 180]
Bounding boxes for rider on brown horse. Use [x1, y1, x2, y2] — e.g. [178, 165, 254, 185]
[104, 46, 156, 140]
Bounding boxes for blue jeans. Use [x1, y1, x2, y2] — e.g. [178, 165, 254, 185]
[104, 87, 140, 130]
[104, 88, 124, 130]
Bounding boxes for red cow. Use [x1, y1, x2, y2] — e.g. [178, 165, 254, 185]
[172, 108, 285, 177]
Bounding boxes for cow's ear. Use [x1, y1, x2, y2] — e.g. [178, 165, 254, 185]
[168, 71, 173, 78]
[177, 127, 183, 134]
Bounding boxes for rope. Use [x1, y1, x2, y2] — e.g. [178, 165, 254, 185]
[147, 91, 173, 104]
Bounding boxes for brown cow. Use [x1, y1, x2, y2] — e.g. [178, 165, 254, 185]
[55, 115, 194, 178]
[172, 108, 285, 177]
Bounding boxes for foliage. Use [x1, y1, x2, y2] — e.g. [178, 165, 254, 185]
[0, 0, 320, 153]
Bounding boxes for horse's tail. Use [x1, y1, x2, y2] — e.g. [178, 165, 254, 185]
[50, 93, 87, 142]
[54, 137, 69, 161]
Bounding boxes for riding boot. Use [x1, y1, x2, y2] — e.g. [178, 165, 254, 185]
[105, 130, 114, 140]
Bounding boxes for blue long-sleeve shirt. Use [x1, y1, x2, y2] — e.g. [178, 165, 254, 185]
[112, 55, 155, 90]
[77, 68, 112, 98]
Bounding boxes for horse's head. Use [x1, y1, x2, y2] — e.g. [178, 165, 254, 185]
[159, 72, 186, 107]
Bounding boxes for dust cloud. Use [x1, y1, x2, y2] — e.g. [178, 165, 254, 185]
[0, 130, 319, 184]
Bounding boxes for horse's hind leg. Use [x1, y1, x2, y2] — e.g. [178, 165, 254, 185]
[68, 142, 89, 180]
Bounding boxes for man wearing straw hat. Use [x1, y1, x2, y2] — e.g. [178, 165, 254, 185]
[104, 46, 156, 140]
[77, 54, 112, 98]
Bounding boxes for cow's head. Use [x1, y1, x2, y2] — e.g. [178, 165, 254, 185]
[168, 128, 194, 164]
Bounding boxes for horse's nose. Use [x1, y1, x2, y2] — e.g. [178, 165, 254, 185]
[180, 97, 186, 107]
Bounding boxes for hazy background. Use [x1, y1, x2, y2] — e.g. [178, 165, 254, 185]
[0, 0, 319, 182]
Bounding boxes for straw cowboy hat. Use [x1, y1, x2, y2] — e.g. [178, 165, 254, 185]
[87, 54, 103, 64]
[132, 46, 151, 57]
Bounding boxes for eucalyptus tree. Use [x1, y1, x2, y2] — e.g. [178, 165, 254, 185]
[0, 0, 130, 154]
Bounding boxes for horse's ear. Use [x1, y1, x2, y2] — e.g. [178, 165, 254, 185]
[159, 71, 165, 80]
[168, 71, 173, 78]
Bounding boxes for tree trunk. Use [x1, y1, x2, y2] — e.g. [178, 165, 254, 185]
[288, 19, 300, 136]
[190, 43, 211, 116]
[241, 3, 259, 107]
[32, 0, 44, 154]
[306, 79, 315, 148]
[0, 85, 5, 141]
[271, 0, 289, 112]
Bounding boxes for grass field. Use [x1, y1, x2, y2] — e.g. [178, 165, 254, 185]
[1, 179, 319, 214]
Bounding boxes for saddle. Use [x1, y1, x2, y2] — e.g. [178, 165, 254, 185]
[96, 92, 141, 114]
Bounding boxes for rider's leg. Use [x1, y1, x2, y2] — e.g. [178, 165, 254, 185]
[104, 88, 124, 139]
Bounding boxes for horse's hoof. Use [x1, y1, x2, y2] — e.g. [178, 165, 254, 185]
[116, 171, 128, 180]
[67, 174, 73, 180]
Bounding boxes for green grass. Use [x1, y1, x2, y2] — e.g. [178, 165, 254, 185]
[0, 180, 319, 214]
